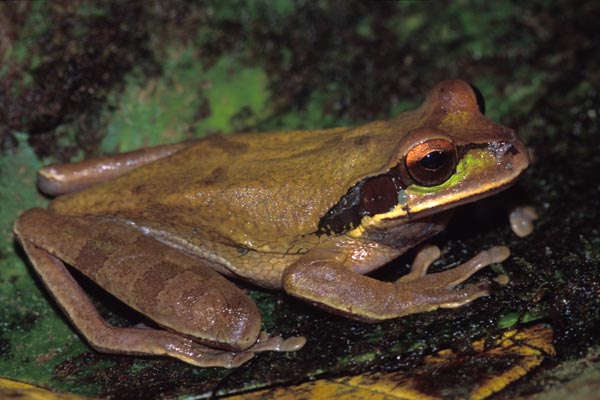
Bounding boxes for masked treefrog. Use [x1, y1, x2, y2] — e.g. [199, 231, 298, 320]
[14, 80, 529, 368]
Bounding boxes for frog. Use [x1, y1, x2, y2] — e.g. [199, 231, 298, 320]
[14, 79, 529, 368]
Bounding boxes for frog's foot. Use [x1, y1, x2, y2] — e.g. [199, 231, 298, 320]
[156, 331, 305, 366]
[247, 331, 307, 353]
[393, 245, 510, 311]
[168, 331, 305, 366]
[102, 328, 256, 368]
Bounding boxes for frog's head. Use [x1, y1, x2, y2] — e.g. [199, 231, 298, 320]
[318, 80, 529, 240]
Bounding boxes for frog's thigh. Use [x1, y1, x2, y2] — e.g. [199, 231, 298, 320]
[282, 246, 508, 322]
[14, 208, 262, 366]
[18, 239, 257, 367]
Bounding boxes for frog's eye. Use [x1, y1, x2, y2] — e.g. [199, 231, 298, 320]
[405, 139, 457, 186]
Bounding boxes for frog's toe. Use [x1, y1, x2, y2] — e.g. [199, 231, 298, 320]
[486, 246, 511, 264]
[189, 350, 254, 369]
[169, 338, 256, 368]
[227, 352, 256, 368]
[276, 336, 307, 351]
[248, 331, 307, 353]
[509, 206, 538, 237]
[397, 245, 441, 283]
[436, 282, 490, 309]
[395, 281, 490, 315]
[398, 246, 510, 290]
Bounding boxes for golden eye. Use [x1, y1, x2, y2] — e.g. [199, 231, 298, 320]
[405, 138, 457, 186]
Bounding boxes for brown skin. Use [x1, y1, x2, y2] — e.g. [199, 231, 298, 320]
[14, 80, 529, 367]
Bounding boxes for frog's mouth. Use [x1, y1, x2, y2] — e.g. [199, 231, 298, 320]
[319, 138, 528, 238]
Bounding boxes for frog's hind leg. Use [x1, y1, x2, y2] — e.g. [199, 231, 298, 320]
[38, 141, 191, 196]
[17, 239, 252, 368]
[14, 208, 304, 367]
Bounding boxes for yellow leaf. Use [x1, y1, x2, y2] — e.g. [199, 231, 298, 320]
[0, 377, 95, 400]
[227, 325, 555, 400]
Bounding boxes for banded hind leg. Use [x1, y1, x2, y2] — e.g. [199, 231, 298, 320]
[14, 208, 304, 367]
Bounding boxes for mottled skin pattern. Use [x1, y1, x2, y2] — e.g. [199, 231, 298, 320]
[14, 80, 529, 367]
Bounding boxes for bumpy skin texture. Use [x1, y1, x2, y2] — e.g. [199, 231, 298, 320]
[14, 80, 529, 366]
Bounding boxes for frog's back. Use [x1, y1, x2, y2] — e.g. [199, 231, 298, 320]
[50, 79, 505, 253]
[50, 123, 408, 253]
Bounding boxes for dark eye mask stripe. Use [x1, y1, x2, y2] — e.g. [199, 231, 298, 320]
[317, 168, 406, 235]
[317, 141, 514, 236]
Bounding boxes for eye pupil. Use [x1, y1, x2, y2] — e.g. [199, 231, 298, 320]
[419, 151, 448, 170]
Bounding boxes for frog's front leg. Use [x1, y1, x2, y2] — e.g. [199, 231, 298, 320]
[282, 240, 509, 322]
[15, 208, 304, 368]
